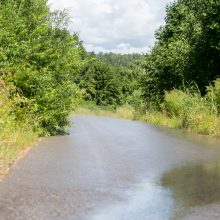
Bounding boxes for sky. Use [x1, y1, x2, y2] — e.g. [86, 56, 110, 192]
[48, 0, 172, 54]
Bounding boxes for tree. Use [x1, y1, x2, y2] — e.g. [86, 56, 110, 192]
[79, 60, 121, 106]
[142, 0, 220, 107]
[0, 0, 85, 135]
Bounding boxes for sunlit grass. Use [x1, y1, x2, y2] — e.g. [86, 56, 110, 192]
[115, 105, 135, 119]
[75, 89, 220, 138]
[74, 102, 135, 120]
[144, 111, 182, 128]
[0, 122, 37, 176]
[0, 89, 37, 176]
[145, 88, 220, 137]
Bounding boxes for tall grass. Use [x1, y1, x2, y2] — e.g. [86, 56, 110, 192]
[0, 83, 37, 176]
[0, 123, 37, 176]
[145, 80, 220, 137]
[75, 101, 136, 119]
[76, 79, 220, 138]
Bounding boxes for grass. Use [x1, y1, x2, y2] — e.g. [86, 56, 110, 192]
[75, 80, 220, 138]
[0, 88, 37, 177]
[0, 124, 37, 176]
[145, 86, 220, 137]
[74, 101, 136, 120]
[144, 111, 182, 128]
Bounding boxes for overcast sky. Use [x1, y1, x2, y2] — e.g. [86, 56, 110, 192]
[48, 0, 172, 54]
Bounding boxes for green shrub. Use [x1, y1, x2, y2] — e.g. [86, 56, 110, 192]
[146, 84, 220, 136]
[207, 79, 220, 114]
[0, 0, 85, 135]
[115, 105, 135, 119]
[0, 81, 36, 174]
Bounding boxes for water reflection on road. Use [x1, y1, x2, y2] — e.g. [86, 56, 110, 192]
[91, 159, 220, 220]
[91, 175, 174, 220]
[162, 160, 220, 219]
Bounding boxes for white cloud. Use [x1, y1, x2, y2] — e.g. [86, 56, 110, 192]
[48, 0, 173, 54]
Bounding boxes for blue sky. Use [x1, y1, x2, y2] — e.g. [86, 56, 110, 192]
[48, 0, 172, 54]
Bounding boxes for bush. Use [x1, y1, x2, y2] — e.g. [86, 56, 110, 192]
[207, 79, 220, 114]
[0, 0, 85, 135]
[151, 85, 220, 136]
[0, 81, 36, 174]
[115, 105, 135, 119]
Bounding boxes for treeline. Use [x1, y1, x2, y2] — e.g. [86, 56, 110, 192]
[140, 0, 220, 135]
[79, 0, 220, 136]
[142, 0, 220, 106]
[75, 52, 144, 108]
[0, 0, 144, 142]
[0, 0, 86, 136]
[96, 52, 143, 67]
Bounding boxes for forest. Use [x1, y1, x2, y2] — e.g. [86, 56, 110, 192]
[0, 0, 219, 172]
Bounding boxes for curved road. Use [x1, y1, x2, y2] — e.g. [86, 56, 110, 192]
[1, 115, 220, 220]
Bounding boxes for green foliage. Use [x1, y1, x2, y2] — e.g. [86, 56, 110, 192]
[162, 89, 210, 129]
[0, 81, 36, 173]
[76, 52, 144, 108]
[1, 0, 219, 159]
[0, 0, 85, 135]
[96, 52, 144, 67]
[207, 79, 220, 114]
[78, 60, 122, 107]
[142, 0, 220, 106]
[145, 82, 220, 137]
[75, 0, 220, 138]
[0, 81, 14, 132]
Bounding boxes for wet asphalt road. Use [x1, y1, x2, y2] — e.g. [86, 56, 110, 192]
[1, 115, 220, 220]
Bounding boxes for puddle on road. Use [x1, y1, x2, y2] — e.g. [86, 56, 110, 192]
[90, 176, 174, 220]
[89, 124, 220, 220]
[162, 160, 220, 219]
[91, 160, 220, 220]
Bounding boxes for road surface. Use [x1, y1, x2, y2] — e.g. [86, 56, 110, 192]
[1, 115, 220, 220]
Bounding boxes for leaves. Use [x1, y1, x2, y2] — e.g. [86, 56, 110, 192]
[0, 0, 85, 135]
[142, 0, 220, 106]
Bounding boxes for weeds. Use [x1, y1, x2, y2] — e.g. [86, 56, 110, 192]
[145, 80, 220, 137]
[76, 79, 220, 138]
[0, 83, 37, 176]
[75, 101, 135, 120]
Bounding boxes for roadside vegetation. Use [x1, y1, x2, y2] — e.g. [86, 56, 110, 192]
[145, 82, 220, 137]
[0, 81, 37, 175]
[76, 0, 220, 137]
[0, 0, 219, 174]
[0, 0, 86, 174]
[141, 0, 220, 136]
